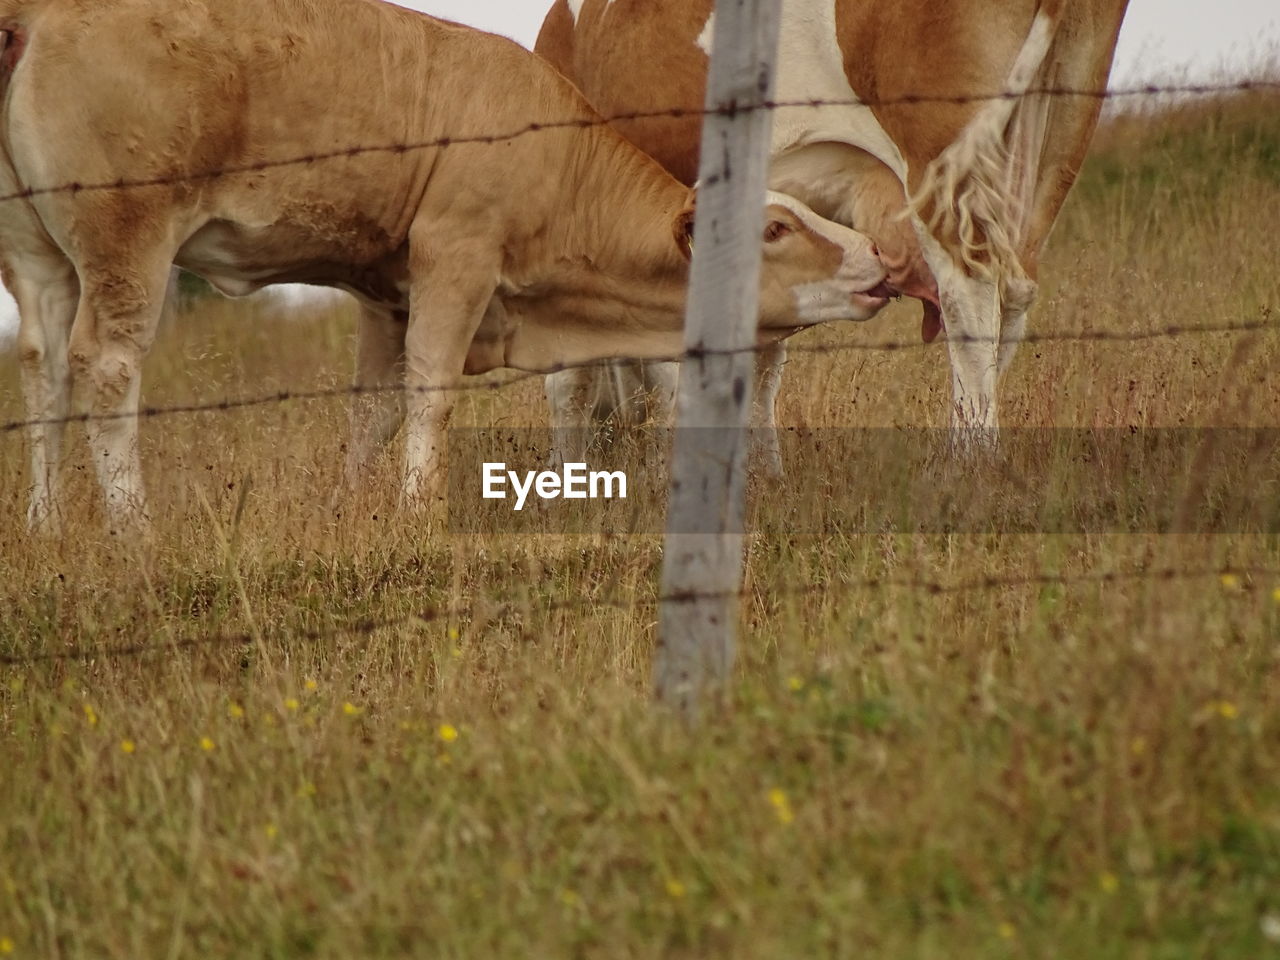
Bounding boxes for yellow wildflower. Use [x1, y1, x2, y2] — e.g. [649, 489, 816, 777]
[1130, 736, 1147, 757]
[665, 878, 687, 899]
[0, 936, 13, 954]
[227, 702, 245, 719]
[82, 704, 98, 727]
[1220, 573, 1242, 591]
[998, 922, 1016, 940]
[342, 702, 362, 717]
[448, 627, 460, 642]
[304, 679, 318, 692]
[1099, 872, 1119, 894]
[438, 723, 459, 743]
[767, 788, 795, 826]
[284, 698, 300, 712]
[1272, 587, 1280, 606]
[451, 647, 463, 659]
[264, 824, 278, 841]
[787, 676, 805, 693]
[1217, 701, 1239, 720]
[199, 737, 215, 752]
[120, 739, 136, 755]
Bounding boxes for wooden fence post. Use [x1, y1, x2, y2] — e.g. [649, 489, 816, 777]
[654, 0, 782, 717]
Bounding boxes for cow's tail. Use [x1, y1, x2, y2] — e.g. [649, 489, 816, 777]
[905, 0, 1064, 288]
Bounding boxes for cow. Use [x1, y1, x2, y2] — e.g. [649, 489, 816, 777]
[537, 0, 1131, 448]
[0, 0, 892, 534]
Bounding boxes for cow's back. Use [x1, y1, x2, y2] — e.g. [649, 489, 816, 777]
[536, 0, 710, 186]
[2, 0, 607, 278]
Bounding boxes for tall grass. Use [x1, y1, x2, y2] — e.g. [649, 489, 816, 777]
[1, 92, 1278, 958]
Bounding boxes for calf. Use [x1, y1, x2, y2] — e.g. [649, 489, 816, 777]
[0, 0, 888, 532]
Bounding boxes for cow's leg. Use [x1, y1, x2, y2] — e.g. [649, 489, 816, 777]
[11, 259, 79, 532]
[998, 309, 1028, 379]
[997, 276, 1037, 378]
[544, 367, 597, 469]
[913, 229, 1001, 442]
[67, 251, 173, 533]
[750, 342, 786, 477]
[345, 304, 407, 485]
[640, 361, 679, 426]
[609, 361, 642, 427]
[401, 232, 498, 509]
[944, 271, 1001, 441]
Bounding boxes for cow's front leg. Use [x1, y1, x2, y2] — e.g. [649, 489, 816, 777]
[345, 304, 408, 487]
[401, 228, 499, 512]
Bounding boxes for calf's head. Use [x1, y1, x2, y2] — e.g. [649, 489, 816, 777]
[674, 192, 892, 331]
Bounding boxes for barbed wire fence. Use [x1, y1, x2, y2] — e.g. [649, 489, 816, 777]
[0, 311, 1274, 435]
[0, 79, 1275, 208]
[3, 564, 1275, 669]
[1, 74, 1277, 685]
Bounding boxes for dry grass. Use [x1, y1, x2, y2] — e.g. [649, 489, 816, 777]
[1, 93, 1279, 959]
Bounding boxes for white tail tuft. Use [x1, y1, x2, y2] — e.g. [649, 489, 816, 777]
[906, 6, 1062, 288]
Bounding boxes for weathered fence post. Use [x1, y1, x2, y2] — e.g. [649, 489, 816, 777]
[654, 0, 782, 717]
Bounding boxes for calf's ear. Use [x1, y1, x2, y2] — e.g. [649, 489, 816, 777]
[672, 188, 698, 260]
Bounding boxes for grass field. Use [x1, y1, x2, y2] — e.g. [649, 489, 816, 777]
[1, 90, 1279, 958]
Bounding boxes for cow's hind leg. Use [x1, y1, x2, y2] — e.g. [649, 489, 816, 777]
[67, 249, 174, 534]
[943, 270, 1001, 442]
[912, 227, 1002, 443]
[10, 256, 79, 532]
[345, 304, 408, 486]
[997, 275, 1037, 378]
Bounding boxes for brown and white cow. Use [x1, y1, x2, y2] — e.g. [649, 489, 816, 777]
[538, 0, 1130, 442]
[0, 0, 890, 532]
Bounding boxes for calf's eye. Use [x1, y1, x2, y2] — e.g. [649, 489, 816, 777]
[764, 221, 792, 243]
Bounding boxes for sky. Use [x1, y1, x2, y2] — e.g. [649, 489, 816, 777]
[396, 0, 1280, 85]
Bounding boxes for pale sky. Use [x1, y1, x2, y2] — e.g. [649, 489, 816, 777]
[396, 0, 1280, 85]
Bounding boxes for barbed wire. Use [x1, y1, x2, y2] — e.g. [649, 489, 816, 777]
[2, 563, 1272, 667]
[1, 311, 1274, 436]
[0, 79, 1275, 207]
